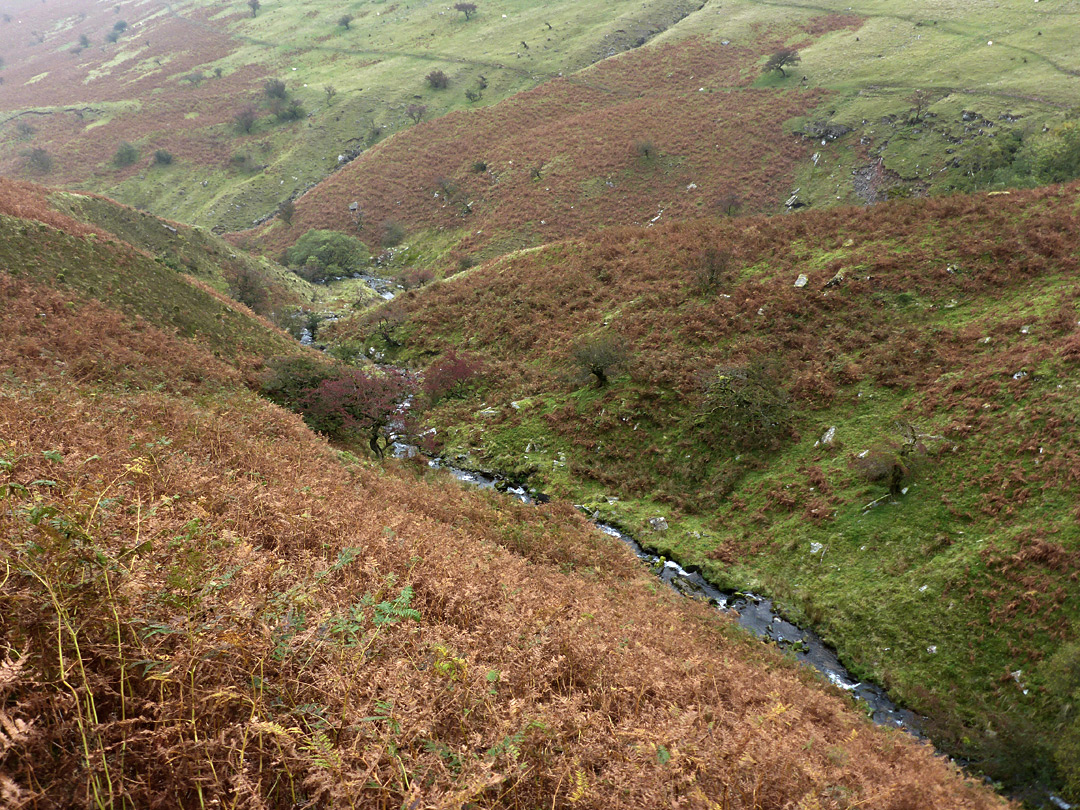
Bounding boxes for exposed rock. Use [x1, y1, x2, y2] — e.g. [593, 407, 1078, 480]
[794, 274, 809, 288]
[649, 517, 669, 532]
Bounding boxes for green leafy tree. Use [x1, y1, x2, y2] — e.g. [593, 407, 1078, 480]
[286, 229, 371, 275]
[763, 48, 800, 77]
[571, 335, 628, 387]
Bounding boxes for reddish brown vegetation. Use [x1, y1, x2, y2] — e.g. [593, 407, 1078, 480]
[256, 35, 827, 263]
[0, 217, 1006, 808]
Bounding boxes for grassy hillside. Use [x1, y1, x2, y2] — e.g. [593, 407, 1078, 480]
[0, 181, 1008, 809]
[326, 182, 1080, 799]
[0, 0, 704, 231]
[251, 25, 840, 270]
[0, 178, 300, 364]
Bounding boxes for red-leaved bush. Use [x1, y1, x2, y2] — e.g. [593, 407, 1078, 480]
[301, 366, 415, 456]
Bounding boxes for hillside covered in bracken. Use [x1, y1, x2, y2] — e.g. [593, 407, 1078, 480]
[253, 20, 850, 266]
[327, 182, 1080, 799]
[0, 182, 1012, 808]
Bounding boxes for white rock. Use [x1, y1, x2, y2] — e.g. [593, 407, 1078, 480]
[821, 426, 837, 445]
[794, 274, 809, 288]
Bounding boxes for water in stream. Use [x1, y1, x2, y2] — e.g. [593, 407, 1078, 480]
[413, 451, 923, 735]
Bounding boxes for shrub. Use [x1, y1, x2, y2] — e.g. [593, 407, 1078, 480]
[153, 149, 173, 165]
[380, 220, 407, 248]
[571, 335, 628, 387]
[338, 14, 353, 29]
[286, 229, 370, 275]
[277, 198, 295, 225]
[15, 120, 35, 139]
[113, 141, 138, 167]
[852, 421, 926, 498]
[105, 30, 120, 43]
[272, 98, 305, 122]
[690, 247, 732, 294]
[24, 147, 53, 174]
[112, 20, 128, 32]
[259, 354, 337, 410]
[697, 358, 792, 451]
[425, 69, 449, 90]
[264, 78, 287, 99]
[471, 160, 488, 173]
[465, 88, 483, 103]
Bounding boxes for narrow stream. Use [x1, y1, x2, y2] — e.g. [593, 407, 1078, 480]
[402, 447, 923, 734]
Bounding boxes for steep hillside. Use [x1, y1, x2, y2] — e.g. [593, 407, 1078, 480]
[0, 182, 1008, 809]
[0, 177, 300, 363]
[326, 182, 1080, 799]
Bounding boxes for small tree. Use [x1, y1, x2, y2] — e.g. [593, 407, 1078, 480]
[227, 265, 270, 314]
[908, 89, 931, 123]
[763, 47, 800, 78]
[454, 2, 477, 19]
[302, 367, 415, 457]
[234, 106, 258, 133]
[380, 219, 407, 248]
[690, 247, 732, 294]
[153, 149, 174, 165]
[634, 139, 656, 161]
[464, 87, 483, 103]
[571, 335, 628, 388]
[277, 198, 295, 225]
[77, 33, 90, 49]
[247, 0, 260, 17]
[15, 120, 36, 139]
[425, 69, 449, 90]
[717, 190, 742, 217]
[338, 13, 353, 29]
[697, 359, 792, 451]
[324, 84, 337, 103]
[406, 103, 427, 124]
[112, 20, 128, 32]
[113, 141, 138, 167]
[264, 78, 287, 99]
[273, 98, 305, 122]
[182, 70, 205, 86]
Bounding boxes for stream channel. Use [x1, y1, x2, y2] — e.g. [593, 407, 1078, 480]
[395, 444, 923, 734]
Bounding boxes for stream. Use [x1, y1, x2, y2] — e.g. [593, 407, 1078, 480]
[398, 446, 923, 734]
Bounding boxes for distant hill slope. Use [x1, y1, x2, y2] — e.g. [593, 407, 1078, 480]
[0, 180, 1006, 810]
[327, 182, 1080, 799]
[0, 0, 705, 231]
[252, 28, 837, 268]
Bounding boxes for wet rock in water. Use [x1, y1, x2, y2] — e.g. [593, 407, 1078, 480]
[649, 517, 669, 532]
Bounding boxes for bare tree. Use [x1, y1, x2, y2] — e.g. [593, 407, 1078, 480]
[763, 48, 800, 77]
[234, 106, 258, 133]
[247, 0, 260, 17]
[324, 84, 337, 103]
[338, 14, 353, 30]
[406, 103, 427, 124]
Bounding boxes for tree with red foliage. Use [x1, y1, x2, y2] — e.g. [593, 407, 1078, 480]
[302, 366, 415, 458]
[423, 350, 485, 403]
